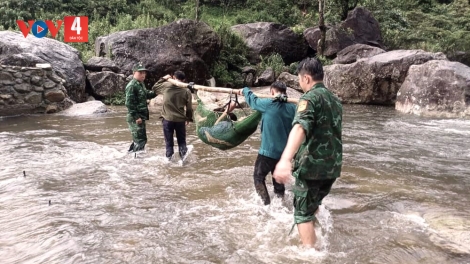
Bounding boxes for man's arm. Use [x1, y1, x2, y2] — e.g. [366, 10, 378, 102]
[144, 83, 158, 99]
[151, 75, 171, 95]
[146, 89, 157, 99]
[273, 124, 306, 184]
[274, 98, 314, 184]
[240, 87, 269, 112]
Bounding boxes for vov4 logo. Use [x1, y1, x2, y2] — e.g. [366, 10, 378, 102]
[16, 16, 89, 43]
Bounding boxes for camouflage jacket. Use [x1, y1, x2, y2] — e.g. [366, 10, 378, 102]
[125, 79, 156, 120]
[292, 82, 343, 180]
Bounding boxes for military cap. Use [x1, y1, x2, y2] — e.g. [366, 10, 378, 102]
[132, 62, 147, 72]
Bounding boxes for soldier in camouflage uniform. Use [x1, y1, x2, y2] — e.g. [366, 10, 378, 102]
[273, 57, 343, 247]
[125, 62, 157, 152]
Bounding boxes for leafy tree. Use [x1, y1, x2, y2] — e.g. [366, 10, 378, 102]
[0, 0, 469, 84]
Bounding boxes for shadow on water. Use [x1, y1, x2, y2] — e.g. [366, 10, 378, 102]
[1, 105, 470, 263]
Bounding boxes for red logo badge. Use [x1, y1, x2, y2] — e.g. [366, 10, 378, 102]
[64, 16, 88, 43]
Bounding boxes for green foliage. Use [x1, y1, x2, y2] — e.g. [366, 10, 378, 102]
[360, 0, 470, 53]
[1, 0, 469, 86]
[209, 23, 249, 87]
[326, 0, 360, 22]
[244, 0, 304, 26]
[316, 55, 333, 66]
[257, 53, 285, 77]
[103, 91, 126, 105]
[287, 62, 299, 74]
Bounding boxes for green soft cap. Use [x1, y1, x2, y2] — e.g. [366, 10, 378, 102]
[132, 62, 147, 72]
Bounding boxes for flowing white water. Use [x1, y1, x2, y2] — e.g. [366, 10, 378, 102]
[0, 105, 469, 263]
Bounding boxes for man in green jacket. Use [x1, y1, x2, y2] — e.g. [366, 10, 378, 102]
[125, 62, 157, 152]
[237, 81, 296, 205]
[152, 71, 193, 160]
[273, 58, 343, 247]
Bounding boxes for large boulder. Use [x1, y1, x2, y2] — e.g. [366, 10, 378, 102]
[256, 68, 275, 86]
[87, 72, 127, 99]
[333, 44, 386, 64]
[277, 72, 301, 92]
[324, 50, 447, 105]
[231, 22, 308, 64]
[84, 57, 120, 73]
[0, 31, 86, 102]
[95, 19, 221, 89]
[396, 60, 470, 118]
[304, 7, 383, 57]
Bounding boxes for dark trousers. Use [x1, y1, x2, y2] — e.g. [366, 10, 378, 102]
[162, 119, 187, 158]
[253, 154, 285, 205]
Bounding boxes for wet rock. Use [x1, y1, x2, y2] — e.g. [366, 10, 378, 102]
[45, 104, 58, 114]
[324, 50, 447, 105]
[396, 60, 470, 118]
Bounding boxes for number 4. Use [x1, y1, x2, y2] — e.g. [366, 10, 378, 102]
[71, 17, 82, 35]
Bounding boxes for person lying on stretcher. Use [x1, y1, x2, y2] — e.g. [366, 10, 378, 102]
[213, 101, 238, 121]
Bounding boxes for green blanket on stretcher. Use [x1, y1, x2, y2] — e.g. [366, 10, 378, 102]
[193, 94, 262, 150]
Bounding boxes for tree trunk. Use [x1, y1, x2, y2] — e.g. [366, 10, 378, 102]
[195, 0, 200, 21]
[318, 0, 326, 56]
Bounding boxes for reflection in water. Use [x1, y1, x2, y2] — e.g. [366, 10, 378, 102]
[0, 105, 469, 263]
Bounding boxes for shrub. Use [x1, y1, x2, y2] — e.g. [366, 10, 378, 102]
[103, 91, 126, 105]
[209, 24, 249, 87]
[257, 53, 285, 76]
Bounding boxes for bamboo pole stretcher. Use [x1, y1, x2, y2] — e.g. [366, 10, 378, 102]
[165, 78, 299, 104]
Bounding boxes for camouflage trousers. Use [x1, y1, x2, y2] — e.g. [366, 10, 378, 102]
[127, 114, 147, 152]
[292, 177, 336, 224]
